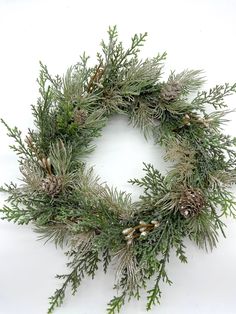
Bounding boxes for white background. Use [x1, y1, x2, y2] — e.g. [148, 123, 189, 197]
[0, 0, 236, 313]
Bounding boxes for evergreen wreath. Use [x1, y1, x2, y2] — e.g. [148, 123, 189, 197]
[1, 26, 236, 314]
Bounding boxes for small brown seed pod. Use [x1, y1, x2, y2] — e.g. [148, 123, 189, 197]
[41, 175, 62, 197]
[178, 188, 205, 218]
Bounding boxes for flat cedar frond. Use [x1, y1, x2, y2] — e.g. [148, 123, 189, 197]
[48, 247, 100, 314]
[0, 119, 34, 162]
[192, 82, 236, 109]
[1, 26, 236, 314]
[129, 163, 169, 196]
[0, 203, 33, 224]
[100, 26, 147, 70]
[107, 294, 125, 314]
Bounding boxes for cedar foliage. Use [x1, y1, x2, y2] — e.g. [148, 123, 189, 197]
[1, 26, 236, 313]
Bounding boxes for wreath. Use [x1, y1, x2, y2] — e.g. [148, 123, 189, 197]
[1, 26, 236, 314]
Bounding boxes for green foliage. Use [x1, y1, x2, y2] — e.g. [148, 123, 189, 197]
[107, 294, 125, 314]
[99, 26, 148, 86]
[31, 68, 58, 155]
[146, 246, 171, 311]
[48, 246, 100, 314]
[130, 163, 168, 196]
[0, 203, 33, 224]
[118, 53, 167, 96]
[1, 26, 236, 314]
[192, 83, 236, 109]
[0, 119, 34, 162]
[34, 223, 72, 248]
[168, 69, 205, 96]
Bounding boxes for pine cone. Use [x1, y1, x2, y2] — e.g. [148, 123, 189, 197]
[73, 109, 88, 125]
[178, 188, 205, 218]
[41, 175, 62, 197]
[160, 81, 182, 102]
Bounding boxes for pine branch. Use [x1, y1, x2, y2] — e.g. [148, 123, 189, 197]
[129, 102, 156, 139]
[186, 210, 222, 251]
[168, 69, 205, 96]
[49, 140, 74, 176]
[99, 186, 135, 219]
[119, 54, 166, 96]
[34, 223, 72, 248]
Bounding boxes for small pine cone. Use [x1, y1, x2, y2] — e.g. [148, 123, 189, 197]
[73, 109, 88, 125]
[160, 81, 182, 102]
[41, 175, 62, 197]
[178, 188, 205, 218]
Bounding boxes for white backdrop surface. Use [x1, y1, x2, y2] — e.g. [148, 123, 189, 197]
[0, 1, 236, 314]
